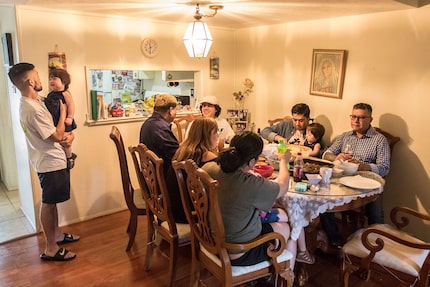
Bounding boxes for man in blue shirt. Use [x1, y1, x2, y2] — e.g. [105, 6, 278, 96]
[139, 94, 179, 175]
[322, 103, 390, 245]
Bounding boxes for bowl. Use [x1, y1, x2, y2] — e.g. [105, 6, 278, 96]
[305, 173, 322, 185]
[341, 162, 359, 175]
[253, 165, 274, 178]
[332, 167, 344, 178]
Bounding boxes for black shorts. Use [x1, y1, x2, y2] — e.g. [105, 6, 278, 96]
[38, 169, 70, 204]
[230, 223, 275, 266]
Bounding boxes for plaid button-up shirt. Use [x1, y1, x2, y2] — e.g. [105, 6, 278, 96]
[325, 126, 390, 177]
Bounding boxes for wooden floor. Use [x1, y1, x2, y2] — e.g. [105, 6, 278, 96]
[0, 210, 391, 287]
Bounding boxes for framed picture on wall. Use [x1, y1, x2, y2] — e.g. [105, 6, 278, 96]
[309, 49, 347, 99]
[210, 57, 219, 79]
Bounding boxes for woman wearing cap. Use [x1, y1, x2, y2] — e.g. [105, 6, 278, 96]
[185, 96, 235, 144]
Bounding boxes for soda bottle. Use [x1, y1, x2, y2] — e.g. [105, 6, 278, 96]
[293, 152, 304, 182]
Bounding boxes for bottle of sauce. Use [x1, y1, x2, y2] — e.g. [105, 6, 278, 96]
[293, 152, 304, 182]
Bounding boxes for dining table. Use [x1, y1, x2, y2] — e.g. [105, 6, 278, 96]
[275, 171, 384, 244]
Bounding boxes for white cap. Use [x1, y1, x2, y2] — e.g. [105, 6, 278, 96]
[200, 96, 218, 105]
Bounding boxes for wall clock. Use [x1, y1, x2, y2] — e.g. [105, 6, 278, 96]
[141, 38, 158, 58]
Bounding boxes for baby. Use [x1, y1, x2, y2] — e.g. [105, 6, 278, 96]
[304, 122, 325, 157]
[45, 68, 77, 169]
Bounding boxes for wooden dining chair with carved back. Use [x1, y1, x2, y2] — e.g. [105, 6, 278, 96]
[172, 114, 196, 143]
[341, 206, 430, 287]
[268, 116, 292, 127]
[109, 126, 146, 251]
[128, 144, 191, 287]
[172, 159, 295, 287]
[268, 116, 315, 127]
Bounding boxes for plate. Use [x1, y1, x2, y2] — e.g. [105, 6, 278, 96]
[261, 144, 312, 157]
[339, 175, 381, 190]
[286, 144, 312, 157]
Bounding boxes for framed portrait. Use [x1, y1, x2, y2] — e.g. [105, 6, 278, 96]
[309, 49, 347, 99]
[210, 57, 219, 79]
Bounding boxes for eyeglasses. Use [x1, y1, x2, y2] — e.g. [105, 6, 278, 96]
[350, 115, 370, 121]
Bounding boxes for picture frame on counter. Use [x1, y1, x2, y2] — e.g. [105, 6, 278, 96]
[226, 108, 250, 133]
[310, 49, 347, 99]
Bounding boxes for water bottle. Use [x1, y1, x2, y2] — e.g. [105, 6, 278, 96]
[293, 152, 304, 182]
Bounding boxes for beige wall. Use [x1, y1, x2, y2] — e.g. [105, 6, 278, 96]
[1, 5, 429, 240]
[236, 7, 430, 240]
[9, 6, 236, 225]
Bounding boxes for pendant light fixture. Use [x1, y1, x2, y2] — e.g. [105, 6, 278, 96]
[183, 3, 223, 58]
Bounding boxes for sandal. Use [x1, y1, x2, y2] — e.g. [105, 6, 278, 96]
[40, 248, 76, 261]
[57, 233, 80, 244]
[67, 153, 77, 169]
[296, 250, 315, 264]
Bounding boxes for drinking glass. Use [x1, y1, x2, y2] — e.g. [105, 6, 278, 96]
[344, 144, 353, 157]
[319, 167, 333, 188]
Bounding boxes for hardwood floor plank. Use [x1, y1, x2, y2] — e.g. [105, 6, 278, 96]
[0, 210, 391, 287]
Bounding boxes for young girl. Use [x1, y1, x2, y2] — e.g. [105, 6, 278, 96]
[166, 117, 220, 223]
[45, 68, 77, 168]
[304, 122, 325, 158]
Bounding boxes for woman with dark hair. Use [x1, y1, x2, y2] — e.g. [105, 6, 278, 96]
[202, 131, 305, 268]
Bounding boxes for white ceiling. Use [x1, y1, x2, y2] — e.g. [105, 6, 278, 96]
[0, 0, 421, 29]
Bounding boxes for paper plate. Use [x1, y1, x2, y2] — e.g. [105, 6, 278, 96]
[339, 175, 381, 190]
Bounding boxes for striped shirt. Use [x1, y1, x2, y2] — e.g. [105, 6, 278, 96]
[326, 126, 390, 177]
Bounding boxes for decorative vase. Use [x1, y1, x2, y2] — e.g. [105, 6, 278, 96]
[235, 98, 245, 109]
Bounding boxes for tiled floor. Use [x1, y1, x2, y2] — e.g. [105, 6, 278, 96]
[0, 183, 35, 243]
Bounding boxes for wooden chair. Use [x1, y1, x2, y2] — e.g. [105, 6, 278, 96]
[172, 159, 295, 287]
[173, 114, 196, 142]
[341, 206, 430, 287]
[268, 116, 291, 127]
[268, 116, 314, 127]
[374, 127, 400, 157]
[128, 144, 191, 287]
[109, 126, 146, 251]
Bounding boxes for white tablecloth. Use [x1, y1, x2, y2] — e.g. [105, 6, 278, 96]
[277, 176, 383, 240]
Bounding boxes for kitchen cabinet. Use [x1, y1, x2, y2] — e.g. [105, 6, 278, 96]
[162, 71, 194, 82]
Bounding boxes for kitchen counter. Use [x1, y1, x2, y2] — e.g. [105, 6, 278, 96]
[85, 109, 200, 127]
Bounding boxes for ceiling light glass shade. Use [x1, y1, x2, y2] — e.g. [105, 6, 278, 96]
[183, 21, 213, 58]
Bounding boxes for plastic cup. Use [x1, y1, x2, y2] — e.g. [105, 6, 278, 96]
[319, 167, 333, 187]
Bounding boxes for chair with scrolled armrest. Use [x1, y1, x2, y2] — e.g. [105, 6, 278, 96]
[341, 206, 430, 287]
[172, 159, 295, 287]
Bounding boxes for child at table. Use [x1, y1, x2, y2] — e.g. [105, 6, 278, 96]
[249, 168, 315, 264]
[304, 122, 325, 158]
[259, 204, 315, 264]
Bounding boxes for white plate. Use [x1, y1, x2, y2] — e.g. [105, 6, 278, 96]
[339, 175, 381, 190]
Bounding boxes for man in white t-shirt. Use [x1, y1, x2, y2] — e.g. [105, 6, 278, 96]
[8, 63, 78, 261]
